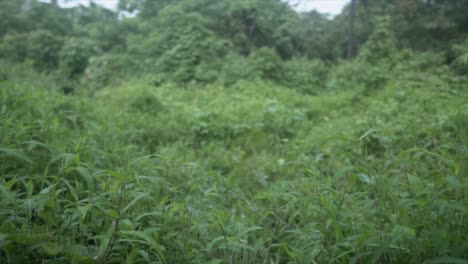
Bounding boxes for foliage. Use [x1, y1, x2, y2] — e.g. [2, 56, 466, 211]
[0, 0, 22, 37]
[153, 20, 227, 84]
[220, 53, 258, 86]
[281, 58, 329, 94]
[1, 0, 468, 263]
[22, 1, 72, 35]
[326, 60, 388, 92]
[248, 47, 284, 82]
[27, 30, 63, 70]
[59, 38, 100, 78]
[358, 16, 398, 65]
[84, 54, 138, 92]
[451, 39, 468, 75]
[1, 61, 467, 262]
[127, 9, 228, 85]
[0, 34, 29, 62]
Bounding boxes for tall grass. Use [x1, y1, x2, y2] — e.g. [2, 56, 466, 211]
[0, 59, 467, 263]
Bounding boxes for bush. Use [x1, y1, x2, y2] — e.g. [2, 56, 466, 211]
[84, 54, 137, 92]
[27, 30, 63, 70]
[451, 39, 468, 75]
[59, 38, 100, 78]
[326, 60, 388, 92]
[358, 16, 398, 65]
[129, 90, 164, 115]
[154, 24, 227, 84]
[221, 52, 258, 86]
[224, 51, 328, 92]
[281, 58, 328, 94]
[249, 47, 284, 81]
[0, 34, 28, 62]
[260, 101, 305, 139]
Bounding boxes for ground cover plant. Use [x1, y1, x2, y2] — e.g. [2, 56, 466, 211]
[0, 0, 467, 263]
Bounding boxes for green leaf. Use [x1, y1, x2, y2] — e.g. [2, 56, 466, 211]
[208, 259, 223, 264]
[64, 245, 99, 264]
[5, 178, 17, 189]
[238, 226, 264, 236]
[0, 233, 10, 248]
[357, 173, 373, 184]
[42, 242, 63, 256]
[122, 192, 148, 214]
[122, 230, 167, 264]
[0, 148, 33, 164]
[7, 233, 49, 246]
[40, 183, 57, 195]
[107, 209, 119, 219]
[359, 128, 378, 141]
[423, 257, 468, 264]
[107, 170, 128, 183]
[97, 221, 115, 258]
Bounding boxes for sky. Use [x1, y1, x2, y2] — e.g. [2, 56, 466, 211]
[292, 0, 350, 15]
[44, 0, 350, 16]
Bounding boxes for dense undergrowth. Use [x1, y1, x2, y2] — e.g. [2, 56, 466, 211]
[1, 50, 467, 263]
[1, 0, 468, 263]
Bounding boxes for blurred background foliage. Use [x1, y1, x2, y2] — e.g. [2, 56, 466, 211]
[1, 0, 467, 91]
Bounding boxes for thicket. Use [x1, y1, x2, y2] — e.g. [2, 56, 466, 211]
[0, 0, 467, 263]
[1, 0, 466, 92]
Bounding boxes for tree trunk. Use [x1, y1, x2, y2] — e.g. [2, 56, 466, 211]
[347, 0, 357, 59]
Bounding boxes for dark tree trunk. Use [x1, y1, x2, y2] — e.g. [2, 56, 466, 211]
[347, 0, 357, 59]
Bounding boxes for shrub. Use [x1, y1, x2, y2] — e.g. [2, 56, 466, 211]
[281, 58, 328, 94]
[451, 39, 468, 75]
[0, 33, 28, 62]
[326, 60, 388, 92]
[84, 54, 137, 91]
[358, 16, 398, 65]
[221, 52, 258, 86]
[27, 30, 63, 70]
[59, 38, 100, 78]
[129, 90, 164, 115]
[249, 47, 284, 81]
[260, 101, 305, 139]
[154, 24, 227, 84]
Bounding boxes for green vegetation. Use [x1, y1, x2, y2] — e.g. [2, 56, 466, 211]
[0, 0, 467, 263]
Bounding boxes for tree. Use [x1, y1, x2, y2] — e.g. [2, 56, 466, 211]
[27, 30, 63, 70]
[347, 0, 356, 59]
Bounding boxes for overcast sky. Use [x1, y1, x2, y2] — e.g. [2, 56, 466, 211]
[44, 0, 350, 16]
[290, 0, 349, 15]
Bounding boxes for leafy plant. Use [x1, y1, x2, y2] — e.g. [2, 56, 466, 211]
[59, 38, 100, 78]
[27, 30, 63, 70]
